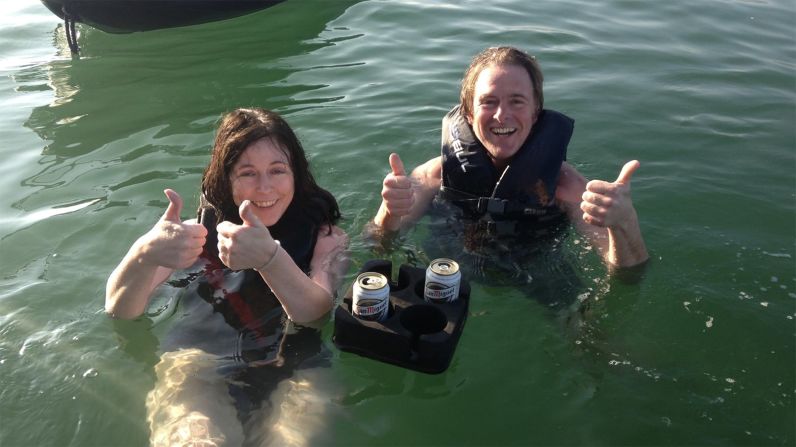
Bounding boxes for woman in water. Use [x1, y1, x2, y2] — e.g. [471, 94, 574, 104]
[106, 107, 348, 446]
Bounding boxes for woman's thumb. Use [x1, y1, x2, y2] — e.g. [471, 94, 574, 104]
[239, 200, 265, 227]
[161, 189, 183, 223]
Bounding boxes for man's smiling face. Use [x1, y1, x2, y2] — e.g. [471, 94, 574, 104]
[468, 63, 539, 170]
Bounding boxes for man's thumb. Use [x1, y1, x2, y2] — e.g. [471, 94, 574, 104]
[389, 153, 406, 176]
[615, 160, 640, 185]
[239, 200, 265, 228]
[162, 189, 183, 223]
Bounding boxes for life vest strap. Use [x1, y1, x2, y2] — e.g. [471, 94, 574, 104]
[442, 194, 553, 218]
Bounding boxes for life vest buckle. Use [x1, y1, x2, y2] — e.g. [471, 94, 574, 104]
[477, 197, 507, 215]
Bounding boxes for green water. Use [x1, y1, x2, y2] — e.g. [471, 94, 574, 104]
[1, 0, 794, 445]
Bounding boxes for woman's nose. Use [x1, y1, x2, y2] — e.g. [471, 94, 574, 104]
[256, 174, 272, 191]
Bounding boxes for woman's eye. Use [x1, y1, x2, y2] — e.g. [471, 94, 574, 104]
[270, 164, 291, 175]
[239, 171, 256, 177]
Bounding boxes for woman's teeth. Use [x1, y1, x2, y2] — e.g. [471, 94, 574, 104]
[253, 200, 277, 208]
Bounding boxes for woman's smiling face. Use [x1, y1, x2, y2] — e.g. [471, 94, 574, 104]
[230, 137, 295, 227]
[468, 63, 539, 170]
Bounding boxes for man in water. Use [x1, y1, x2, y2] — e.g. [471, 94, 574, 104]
[369, 46, 648, 271]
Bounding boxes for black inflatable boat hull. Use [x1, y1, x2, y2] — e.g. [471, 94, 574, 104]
[41, 0, 286, 33]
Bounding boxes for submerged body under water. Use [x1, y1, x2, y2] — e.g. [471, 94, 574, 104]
[420, 198, 587, 311]
[145, 256, 334, 446]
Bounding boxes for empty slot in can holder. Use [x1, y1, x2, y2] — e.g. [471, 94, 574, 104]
[400, 305, 447, 336]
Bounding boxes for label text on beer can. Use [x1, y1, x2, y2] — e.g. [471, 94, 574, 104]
[424, 258, 461, 303]
[352, 272, 390, 321]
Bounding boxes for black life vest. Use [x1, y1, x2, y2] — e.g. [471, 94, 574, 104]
[440, 105, 574, 234]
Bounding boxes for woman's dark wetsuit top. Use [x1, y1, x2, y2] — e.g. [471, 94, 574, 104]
[159, 199, 328, 418]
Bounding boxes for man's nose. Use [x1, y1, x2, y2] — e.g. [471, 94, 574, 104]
[494, 103, 507, 121]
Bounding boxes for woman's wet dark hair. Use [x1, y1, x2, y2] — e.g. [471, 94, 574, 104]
[459, 46, 544, 120]
[200, 108, 340, 229]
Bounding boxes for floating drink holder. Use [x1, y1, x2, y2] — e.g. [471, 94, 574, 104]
[333, 259, 470, 374]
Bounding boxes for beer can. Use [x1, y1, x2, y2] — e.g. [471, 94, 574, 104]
[424, 258, 461, 303]
[352, 272, 390, 321]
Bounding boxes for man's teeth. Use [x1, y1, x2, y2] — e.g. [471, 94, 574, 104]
[492, 127, 516, 135]
[253, 200, 277, 208]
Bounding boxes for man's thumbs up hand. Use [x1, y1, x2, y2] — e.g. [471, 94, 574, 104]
[381, 153, 415, 219]
[580, 161, 640, 229]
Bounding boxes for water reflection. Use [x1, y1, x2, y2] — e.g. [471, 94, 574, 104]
[25, 1, 362, 159]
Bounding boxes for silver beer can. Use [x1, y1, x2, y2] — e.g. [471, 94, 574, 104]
[424, 258, 461, 303]
[352, 272, 390, 321]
